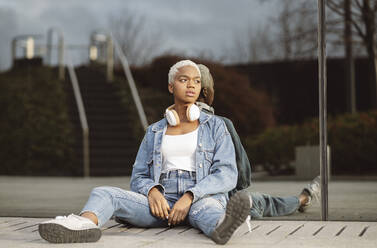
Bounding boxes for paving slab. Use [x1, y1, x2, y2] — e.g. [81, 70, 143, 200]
[0, 217, 376, 248]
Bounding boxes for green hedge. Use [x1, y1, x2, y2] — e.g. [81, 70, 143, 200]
[0, 66, 77, 175]
[246, 111, 377, 175]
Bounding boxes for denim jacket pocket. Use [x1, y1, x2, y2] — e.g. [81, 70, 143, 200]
[204, 150, 214, 163]
[203, 150, 214, 176]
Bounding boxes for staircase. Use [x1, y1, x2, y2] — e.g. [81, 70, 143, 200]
[64, 66, 140, 176]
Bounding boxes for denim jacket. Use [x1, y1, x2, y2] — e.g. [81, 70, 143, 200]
[130, 111, 238, 203]
[196, 102, 252, 193]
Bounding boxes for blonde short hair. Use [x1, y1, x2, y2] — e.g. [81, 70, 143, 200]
[168, 60, 201, 84]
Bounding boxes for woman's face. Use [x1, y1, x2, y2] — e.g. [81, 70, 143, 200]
[169, 65, 201, 104]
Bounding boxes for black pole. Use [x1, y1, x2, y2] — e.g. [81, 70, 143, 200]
[318, 0, 329, 221]
[345, 0, 356, 113]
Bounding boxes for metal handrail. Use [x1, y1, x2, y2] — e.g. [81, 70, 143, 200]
[11, 34, 44, 64]
[66, 50, 90, 177]
[89, 30, 114, 82]
[112, 36, 148, 130]
[46, 27, 65, 81]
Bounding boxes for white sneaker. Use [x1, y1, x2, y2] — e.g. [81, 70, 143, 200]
[38, 214, 101, 243]
[298, 176, 321, 212]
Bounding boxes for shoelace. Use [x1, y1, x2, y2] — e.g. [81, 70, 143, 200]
[245, 216, 252, 233]
[55, 214, 76, 220]
[55, 215, 68, 220]
[311, 182, 320, 199]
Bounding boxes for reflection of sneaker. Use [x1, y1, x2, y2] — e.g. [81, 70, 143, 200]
[298, 176, 321, 213]
[210, 191, 251, 245]
[39, 214, 101, 243]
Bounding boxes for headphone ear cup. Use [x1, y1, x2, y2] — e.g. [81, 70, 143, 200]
[166, 109, 180, 126]
[186, 104, 200, 122]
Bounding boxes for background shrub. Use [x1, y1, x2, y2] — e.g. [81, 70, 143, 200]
[126, 55, 276, 137]
[246, 111, 377, 175]
[0, 66, 77, 175]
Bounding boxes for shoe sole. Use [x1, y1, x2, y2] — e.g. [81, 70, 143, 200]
[38, 223, 101, 243]
[298, 189, 314, 213]
[298, 204, 310, 213]
[210, 191, 251, 245]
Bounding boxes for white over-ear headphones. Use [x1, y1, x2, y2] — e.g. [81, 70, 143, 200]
[165, 103, 200, 126]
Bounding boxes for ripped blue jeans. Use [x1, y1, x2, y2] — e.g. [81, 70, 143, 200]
[80, 170, 226, 237]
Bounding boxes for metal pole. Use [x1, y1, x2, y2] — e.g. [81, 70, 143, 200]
[344, 0, 356, 113]
[66, 51, 90, 177]
[25, 37, 34, 59]
[58, 35, 65, 81]
[11, 39, 17, 66]
[47, 29, 53, 65]
[106, 35, 114, 82]
[318, 0, 329, 221]
[46, 28, 65, 81]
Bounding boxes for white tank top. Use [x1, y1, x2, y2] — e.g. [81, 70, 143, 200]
[161, 128, 198, 173]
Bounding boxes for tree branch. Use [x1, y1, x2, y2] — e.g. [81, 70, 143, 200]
[327, 0, 345, 16]
[354, 0, 363, 10]
[351, 19, 366, 39]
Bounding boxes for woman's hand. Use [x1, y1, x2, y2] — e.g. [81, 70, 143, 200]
[148, 187, 170, 219]
[168, 192, 193, 226]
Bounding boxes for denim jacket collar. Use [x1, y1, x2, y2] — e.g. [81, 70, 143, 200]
[196, 102, 215, 114]
[151, 111, 212, 132]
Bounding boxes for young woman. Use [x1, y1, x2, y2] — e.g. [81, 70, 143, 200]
[196, 64, 320, 219]
[38, 60, 251, 245]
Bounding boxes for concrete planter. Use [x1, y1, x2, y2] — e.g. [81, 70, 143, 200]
[293, 145, 331, 180]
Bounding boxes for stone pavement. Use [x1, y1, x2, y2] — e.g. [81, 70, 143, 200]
[1, 217, 376, 247]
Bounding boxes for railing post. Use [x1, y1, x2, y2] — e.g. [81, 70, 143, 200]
[25, 37, 34, 59]
[106, 35, 114, 82]
[47, 29, 53, 65]
[58, 35, 65, 81]
[11, 39, 17, 66]
[11, 35, 43, 66]
[46, 28, 65, 81]
[89, 31, 114, 82]
[318, 0, 329, 221]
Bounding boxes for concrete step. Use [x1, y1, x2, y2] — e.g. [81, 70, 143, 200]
[64, 66, 141, 176]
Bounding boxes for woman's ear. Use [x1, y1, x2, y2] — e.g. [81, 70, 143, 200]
[204, 87, 214, 106]
[168, 83, 174, 94]
[202, 88, 208, 98]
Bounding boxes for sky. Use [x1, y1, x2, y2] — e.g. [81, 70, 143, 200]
[0, 0, 278, 70]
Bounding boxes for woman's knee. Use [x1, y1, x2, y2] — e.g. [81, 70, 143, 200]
[189, 195, 225, 220]
[90, 186, 117, 198]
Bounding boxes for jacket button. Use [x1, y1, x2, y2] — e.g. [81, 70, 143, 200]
[199, 143, 202, 147]
[199, 163, 203, 168]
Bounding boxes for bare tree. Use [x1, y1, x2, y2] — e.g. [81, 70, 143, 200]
[230, 22, 280, 63]
[327, 0, 377, 108]
[108, 10, 164, 66]
[234, 0, 377, 109]
[230, 0, 321, 63]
